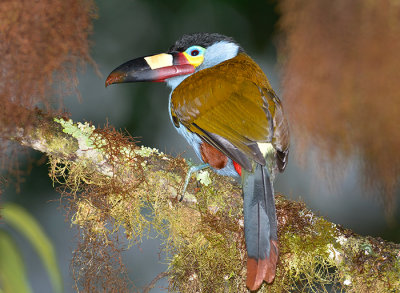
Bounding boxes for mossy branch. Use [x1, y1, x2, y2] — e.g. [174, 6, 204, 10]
[7, 112, 400, 292]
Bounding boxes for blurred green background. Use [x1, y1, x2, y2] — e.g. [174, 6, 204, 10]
[1, 0, 399, 292]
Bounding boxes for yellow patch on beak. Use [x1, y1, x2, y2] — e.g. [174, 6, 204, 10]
[144, 53, 173, 70]
[183, 52, 204, 67]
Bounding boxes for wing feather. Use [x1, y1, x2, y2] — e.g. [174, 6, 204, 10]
[171, 53, 289, 169]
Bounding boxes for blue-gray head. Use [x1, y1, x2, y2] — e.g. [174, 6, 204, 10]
[166, 33, 242, 89]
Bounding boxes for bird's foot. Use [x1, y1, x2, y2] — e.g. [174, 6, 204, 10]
[179, 163, 209, 201]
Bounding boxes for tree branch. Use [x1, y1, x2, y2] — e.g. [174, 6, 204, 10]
[5, 111, 400, 292]
[143, 271, 169, 293]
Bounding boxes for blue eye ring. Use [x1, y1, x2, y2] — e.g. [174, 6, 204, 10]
[185, 46, 205, 57]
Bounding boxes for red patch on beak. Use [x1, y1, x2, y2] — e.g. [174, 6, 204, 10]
[154, 64, 195, 82]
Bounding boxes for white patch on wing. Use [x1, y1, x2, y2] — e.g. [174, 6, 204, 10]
[257, 142, 274, 157]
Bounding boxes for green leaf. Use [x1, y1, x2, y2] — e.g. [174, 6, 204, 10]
[0, 230, 32, 293]
[1, 203, 63, 293]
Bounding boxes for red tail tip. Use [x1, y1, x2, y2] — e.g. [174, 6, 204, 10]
[246, 240, 279, 290]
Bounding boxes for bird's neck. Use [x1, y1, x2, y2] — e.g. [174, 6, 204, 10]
[166, 74, 191, 92]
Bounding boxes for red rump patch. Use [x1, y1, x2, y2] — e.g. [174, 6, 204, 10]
[200, 142, 228, 169]
[233, 161, 242, 176]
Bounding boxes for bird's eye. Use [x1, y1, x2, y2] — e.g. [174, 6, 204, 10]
[185, 46, 205, 57]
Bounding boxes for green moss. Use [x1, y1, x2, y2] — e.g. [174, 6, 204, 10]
[274, 207, 340, 292]
[47, 134, 78, 155]
[44, 121, 400, 291]
[335, 234, 400, 292]
[155, 174, 246, 293]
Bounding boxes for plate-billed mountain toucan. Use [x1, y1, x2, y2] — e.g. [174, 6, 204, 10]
[106, 33, 289, 290]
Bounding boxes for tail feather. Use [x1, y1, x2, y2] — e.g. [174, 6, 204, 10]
[243, 164, 278, 290]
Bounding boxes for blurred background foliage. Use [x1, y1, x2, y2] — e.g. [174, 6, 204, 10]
[0, 203, 62, 293]
[0, 0, 399, 292]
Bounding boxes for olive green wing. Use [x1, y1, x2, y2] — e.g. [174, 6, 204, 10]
[171, 54, 288, 171]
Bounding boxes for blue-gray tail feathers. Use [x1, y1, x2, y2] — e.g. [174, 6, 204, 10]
[243, 164, 278, 290]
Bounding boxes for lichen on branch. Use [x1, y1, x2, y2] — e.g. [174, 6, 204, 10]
[11, 115, 400, 292]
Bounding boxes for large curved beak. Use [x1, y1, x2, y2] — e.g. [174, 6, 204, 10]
[105, 52, 195, 87]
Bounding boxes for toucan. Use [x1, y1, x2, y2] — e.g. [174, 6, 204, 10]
[106, 33, 289, 291]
